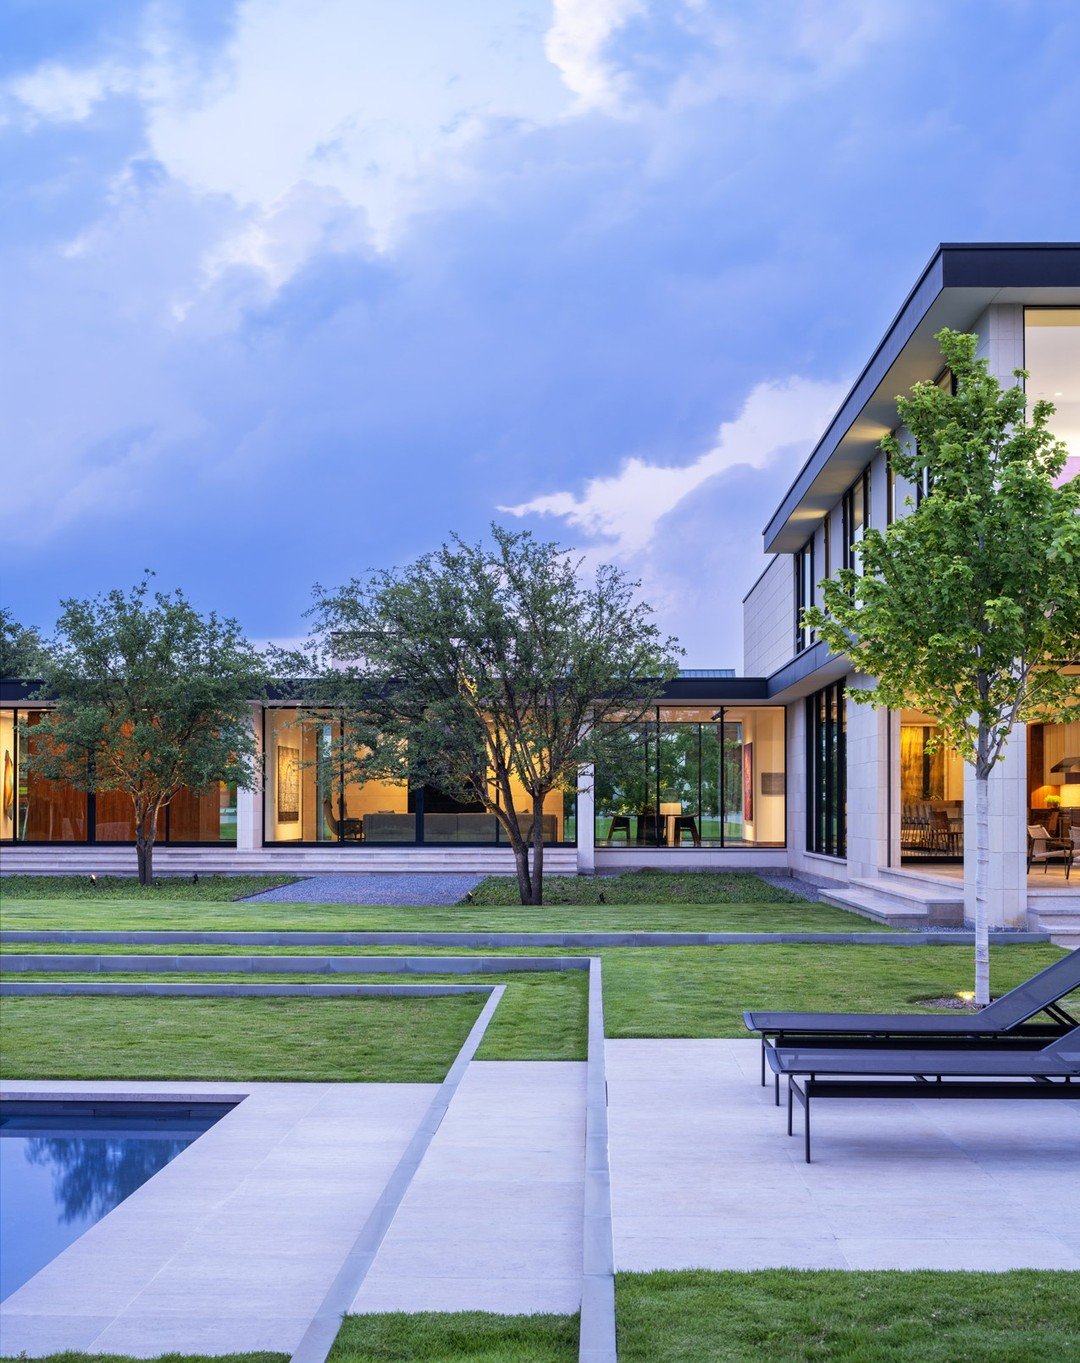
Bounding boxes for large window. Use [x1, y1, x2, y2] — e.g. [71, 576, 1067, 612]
[1025, 308, 1080, 487]
[262, 707, 574, 845]
[594, 706, 786, 849]
[842, 468, 870, 570]
[806, 682, 845, 858]
[794, 538, 815, 654]
[0, 708, 234, 844]
[899, 710, 964, 863]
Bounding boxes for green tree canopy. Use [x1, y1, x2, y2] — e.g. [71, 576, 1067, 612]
[0, 607, 48, 679]
[27, 577, 268, 884]
[806, 328, 1080, 1000]
[297, 525, 681, 904]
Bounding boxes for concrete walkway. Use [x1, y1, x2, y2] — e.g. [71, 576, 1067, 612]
[607, 1039, 1080, 1272]
[353, 1061, 586, 1315]
[243, 873, 487, 905]
[0, 1079, 437, 1355]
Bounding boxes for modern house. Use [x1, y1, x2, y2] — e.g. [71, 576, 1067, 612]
[2, 243, 1078, 933]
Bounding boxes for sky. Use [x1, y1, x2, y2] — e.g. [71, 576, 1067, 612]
[2, 0, 1080, 667]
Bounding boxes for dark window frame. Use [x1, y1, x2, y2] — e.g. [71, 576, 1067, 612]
[805, 680, 846, 859]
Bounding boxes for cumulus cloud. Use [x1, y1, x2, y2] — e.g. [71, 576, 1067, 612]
[543, 0, 644, 110]
[501, 375, 846, 558]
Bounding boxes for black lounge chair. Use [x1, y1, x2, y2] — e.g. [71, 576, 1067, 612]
[768, 1026, 1080, 1162]
[744, 948, 1079, 1101]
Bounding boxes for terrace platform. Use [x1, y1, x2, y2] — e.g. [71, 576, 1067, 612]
[607, 1039, 1080, 1273]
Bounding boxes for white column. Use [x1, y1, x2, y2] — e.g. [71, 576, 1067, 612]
[963, 726, 1028, 928]
[844, 675, 891, 880]
[576, 762, 595, 876]
[236, 702, 263, 852]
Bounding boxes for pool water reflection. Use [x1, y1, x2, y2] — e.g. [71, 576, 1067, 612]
[0, 1100, 233, 1301]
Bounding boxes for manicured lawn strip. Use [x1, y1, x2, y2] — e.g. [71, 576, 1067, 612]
[598, 944, 1072, 1038]
[467, 870, 807, 905]
[616, 1269, 1080, 1362]
[0, 993, 486, 1082]
[0, 875, 298, 902]
[0, 969, 588, 1064]
[329, 1310, 578, 1361]
[5, 945, 1067, 1044]
[0, 899, 887, 933]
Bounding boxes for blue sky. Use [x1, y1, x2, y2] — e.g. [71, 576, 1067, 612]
[3, 0, 1080, 665]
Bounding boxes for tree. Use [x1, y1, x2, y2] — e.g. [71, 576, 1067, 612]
[27, 578, 268, 885]
[805, 329, 1080, 1004]
[301, 525, 681, 905]
[0, 607, 47, 678]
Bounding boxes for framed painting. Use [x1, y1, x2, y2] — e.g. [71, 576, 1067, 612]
[277, 745, 300, 823]
[742, 742, 753, 823]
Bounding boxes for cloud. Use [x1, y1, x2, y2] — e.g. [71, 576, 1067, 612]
[543, 0, 644, 110]
[501, 375, 846, 557]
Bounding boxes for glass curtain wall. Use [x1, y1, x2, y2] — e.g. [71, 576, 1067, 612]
[806, 682, 845, 858]
[594, 706, 786, 848]
[262, 707, 575, 845]
[0, 709, 234, 843]
[898, 709, 964, 862]
[1028, 713, 1080, 847]
[1025, 308, 1080, 487]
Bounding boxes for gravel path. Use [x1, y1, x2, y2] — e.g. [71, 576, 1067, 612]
[241, 873, 492, 906]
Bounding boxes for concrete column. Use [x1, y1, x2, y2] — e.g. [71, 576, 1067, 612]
[963, 726, 1028, 928]
[576, 763, 595, 876]
[236, 702, 263, 852]
[844, 675, 891, 879]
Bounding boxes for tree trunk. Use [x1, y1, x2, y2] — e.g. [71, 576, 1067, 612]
[135, 829, 153, 886]
[133, 798, 158, 887]
[973, 771, 990, 1007]
[530, 794, 545, 906]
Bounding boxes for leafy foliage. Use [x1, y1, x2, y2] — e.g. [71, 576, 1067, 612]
[297, 525, 681, 903]
[805, 329, 1080, 776]
[0, 606, 47, 678]
[26, 577, 268, 882]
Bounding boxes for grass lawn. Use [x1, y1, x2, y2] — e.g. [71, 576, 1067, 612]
[0, 993, 487, 1082]
[616, 1269, 1080, 1362]
[467, 870, 807, 905]
[0, 875, 298, 902]
[329, 1311, 578, 1362]
[0, 898, 889, 935]
[8, 943, 1066, 1036]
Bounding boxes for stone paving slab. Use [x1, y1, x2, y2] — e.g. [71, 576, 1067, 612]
[242, 873, 487, 905]
[352, 1061, 587, 1315]
[606, 1039, 1080, 1274]
[0, 1079, 437, 1357]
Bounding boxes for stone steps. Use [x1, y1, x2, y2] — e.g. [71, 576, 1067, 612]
[821, 871, 965, 929]
[0, 846, 579, 877]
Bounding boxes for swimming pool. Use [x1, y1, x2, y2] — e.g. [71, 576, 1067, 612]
[0, 1099, 233, 1301]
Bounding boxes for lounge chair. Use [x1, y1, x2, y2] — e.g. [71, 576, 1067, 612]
[768, 1026, 1080, 1162]
[744, 948, 1080, 1100]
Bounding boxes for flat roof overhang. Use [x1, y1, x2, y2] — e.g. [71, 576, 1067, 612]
[764, 242, 1080, 554]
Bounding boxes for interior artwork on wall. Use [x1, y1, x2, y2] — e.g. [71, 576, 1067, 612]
[276, 746, 300, 823]
[742, 742, 753, 823]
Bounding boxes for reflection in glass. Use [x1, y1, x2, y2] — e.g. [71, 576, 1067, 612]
[1025, 308, 1080, 487]
[594, 707, 785, 848]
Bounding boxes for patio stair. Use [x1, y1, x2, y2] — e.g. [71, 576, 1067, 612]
[1026, 892, 1080, 949]
[820, 867, 966, 929]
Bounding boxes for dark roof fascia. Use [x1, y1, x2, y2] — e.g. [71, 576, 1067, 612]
[0, 680, 42, 703]
[762, 242, 1080, 553]
[765, 639, 844, 699]
[659, 674, 769, 702]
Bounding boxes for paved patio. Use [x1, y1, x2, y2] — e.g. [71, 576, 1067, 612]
[353, 1061, 585, 1314]
[607, 1039, 1080, 1272]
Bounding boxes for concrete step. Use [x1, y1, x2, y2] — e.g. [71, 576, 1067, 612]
[1025, 904, 1080, 949]
[821, 871, 965, 929]
[0, 846, 579, 877]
